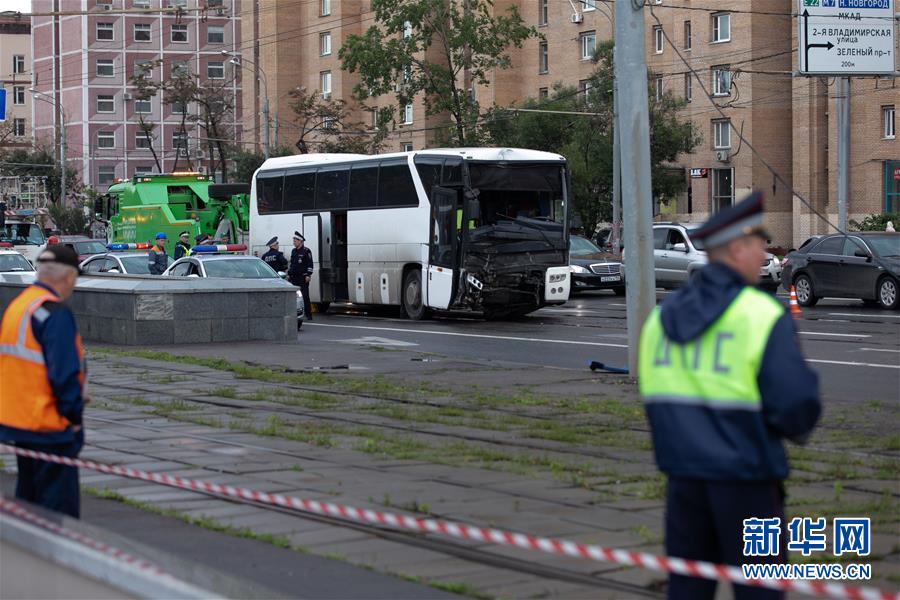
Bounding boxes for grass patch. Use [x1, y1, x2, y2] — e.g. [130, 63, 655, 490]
[210, 386, 238, 399]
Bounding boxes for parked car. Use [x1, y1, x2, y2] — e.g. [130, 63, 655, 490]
[781, 232, 900, 309]
[649, 223, 782, 290]
[0, 245, 36, 283]
[55, 236, 110, 261]
[162, 253, 305, 325]
[80, 251, 174, 275]
[569, 235, 625, 294]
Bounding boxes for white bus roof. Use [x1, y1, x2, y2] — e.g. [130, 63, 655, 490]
[257, 148, 566, 172]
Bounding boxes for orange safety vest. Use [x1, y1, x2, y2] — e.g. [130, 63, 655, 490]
[0, 285, 85, 433]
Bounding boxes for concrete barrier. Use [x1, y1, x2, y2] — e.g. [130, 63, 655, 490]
[0, 274, 298, 345]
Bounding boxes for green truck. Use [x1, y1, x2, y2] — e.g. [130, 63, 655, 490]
[94, 172, 250, 245]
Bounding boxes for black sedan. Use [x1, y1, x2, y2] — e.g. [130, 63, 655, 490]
[782, 233, 900, 309]
[569, 235, 625, 295]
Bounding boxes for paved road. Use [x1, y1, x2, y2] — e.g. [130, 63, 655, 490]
[304, 290, 899, 402]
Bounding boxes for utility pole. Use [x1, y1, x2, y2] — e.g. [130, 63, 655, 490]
[836, 76, 850, 232]
[614, 0, 656, 375]
[612, 78, 621, 256]
[59, 107, 66, 204]
[263, 95, 271, 160]
[274, 114, 279, 151]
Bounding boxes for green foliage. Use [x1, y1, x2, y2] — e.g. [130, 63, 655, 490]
[231, 147, 294, 183]
[48, 200, 88, 234]
[340, 0, 538, 146]
[0, 147, 78, 200]
[850, 213, 900, 232]
[486, 40, 700, 237]
[288, 87, 388, 155]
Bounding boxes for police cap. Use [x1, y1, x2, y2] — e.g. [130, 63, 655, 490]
[689, 190, 770, 249]
[266, 236, 279, 247]
[293, 231, 305, 242]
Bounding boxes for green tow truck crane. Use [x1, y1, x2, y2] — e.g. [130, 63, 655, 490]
[94, 172, 250, 245]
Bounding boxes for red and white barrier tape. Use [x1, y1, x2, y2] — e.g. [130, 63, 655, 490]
[0, 497, 171, 581]
[2, 443, 896, 600]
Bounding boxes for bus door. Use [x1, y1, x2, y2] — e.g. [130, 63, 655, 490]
[426, 187, 458, 309]
[319, 211, 349, 302]
[302, 213, 323, 303]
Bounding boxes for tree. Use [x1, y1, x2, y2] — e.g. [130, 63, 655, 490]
[231, 147, 294, 184]
[0, 146, 78, 202]
[288, 87, 389, 155]
[486, 40, 700, 238]
[48, 200, 88, 234]
[340, 0, 538, 146]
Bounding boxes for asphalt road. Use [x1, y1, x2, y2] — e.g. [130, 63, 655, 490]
[302, 290, 900, 402]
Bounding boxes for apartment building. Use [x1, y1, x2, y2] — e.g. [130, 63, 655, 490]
[244, 0, 896, 246]
[0, 16, 32, 149]
[31, 0, 243, 190]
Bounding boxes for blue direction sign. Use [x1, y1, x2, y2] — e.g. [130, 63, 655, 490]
[0, 88, 7, 122]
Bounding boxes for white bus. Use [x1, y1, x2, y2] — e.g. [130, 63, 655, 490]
[250, 148, 572, 319]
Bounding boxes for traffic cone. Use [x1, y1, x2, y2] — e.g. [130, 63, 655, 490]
[789, 285, 803, 320]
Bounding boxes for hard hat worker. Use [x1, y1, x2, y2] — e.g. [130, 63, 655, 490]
[148, 232, 168, 275]
[0, 246, 87, 518]
[638, 191, 821, 600]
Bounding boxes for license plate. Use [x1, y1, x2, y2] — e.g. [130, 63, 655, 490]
[601, 276, 622, 283]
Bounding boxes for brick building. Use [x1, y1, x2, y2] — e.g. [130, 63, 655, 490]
[31, 0, 243, 191]
[238, 1, 899, 245]
[0, 15, 32, 149]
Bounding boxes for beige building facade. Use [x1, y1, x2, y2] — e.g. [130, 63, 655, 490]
[0, 16, 32, 149]
[243, 0, 898, 247]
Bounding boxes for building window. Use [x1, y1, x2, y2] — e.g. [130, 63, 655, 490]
[712, 65, 732, 97]
[98, 166, 116, 185]
[538, 0, 548, 25]
[538, 87, 549, 100]
[207, 25, 224, 44]
[134, 23, 151, 42]
[321, 0, 330, 16]
[135, 60, 153, 77]
[171, 24, 188, 43]
[403, 103, 413, 125]
[712, 168, 734, 213]
[883, 105, 896, 139]
[320, 71, 332, 99]
[97, 0, 113, 10]
[653, 26, 663, 54]
[580, 31, 596, 60]
[403, 21, 412, 39]
[684, 73, 692, 102]
[207, 61, 224, 79]
[713, 119, 731, 149]
[12, 118, 26, 137]
[582, 0, 595, 10]
[402, 142, 413, 152]
[97, 94, 115, 113]
[172, 100, 187, 114]
[135, 98, 152, 113]
[579, 79, 593, 97]
[135, 132, 153, 149]
[538, 41, 548, 74]
[12, 86, 25, 105]
[169, 0, 187, 7]
[97, 131, 116, 148]
[712, 13, 730, 43]
[683, 21, 691, 50]
[654, 75, 663, 101]
[97, 22, 114, 41]
[173, 131, 188, 155]
[12, 55, 25, 74]
[133, 0, 150, 7]
[320, 32, 332, 55]
[172, 60, 189, 76]
[96, 59, 115, 77]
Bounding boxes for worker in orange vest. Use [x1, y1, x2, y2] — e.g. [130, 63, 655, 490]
[0, 245, 87, 518]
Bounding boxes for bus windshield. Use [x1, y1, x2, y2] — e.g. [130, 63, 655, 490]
[466, 163, 566, 243]
[1, 223, 46, 246]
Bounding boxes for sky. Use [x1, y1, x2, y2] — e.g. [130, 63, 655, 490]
[5, 0, 31, 14]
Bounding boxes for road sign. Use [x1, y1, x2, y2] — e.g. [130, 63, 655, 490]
[798, 0, 896, 75]
[0, 89, 6, 122]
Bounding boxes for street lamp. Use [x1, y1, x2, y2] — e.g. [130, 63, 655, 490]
[222, 50, 270, 159]
[29, 88, 67, 204]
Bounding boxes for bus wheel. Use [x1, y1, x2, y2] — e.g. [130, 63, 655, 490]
[402, 269, 428, 320]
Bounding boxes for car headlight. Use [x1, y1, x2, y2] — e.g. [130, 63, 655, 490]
[772, 256, 781, 267]
[569, 265, 589, 274]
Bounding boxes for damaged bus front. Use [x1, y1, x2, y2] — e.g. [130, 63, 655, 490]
[418, 152, 571, 319]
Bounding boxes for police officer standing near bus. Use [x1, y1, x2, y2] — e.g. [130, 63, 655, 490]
[173, 231, 191, 260]
[289, 231, 314, 319]
[0, 246, 87, 518]
[148, 232, 168, 275]
[261, 236, 288, 273]
[638, 191, 821, 600]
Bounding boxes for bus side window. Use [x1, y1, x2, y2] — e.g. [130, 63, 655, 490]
[442, 159, 463, 186]
[315, 167, 350, 210]
[349, 164, 378, 209]
[284, 170, 316, 212]
[414, 159, 442, 202]
[378, 162, 418, 208]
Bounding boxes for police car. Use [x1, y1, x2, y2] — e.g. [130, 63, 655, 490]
[80, 243, 174, 275]
[161, 244, 305, 326]
[0, 243, 36, 282]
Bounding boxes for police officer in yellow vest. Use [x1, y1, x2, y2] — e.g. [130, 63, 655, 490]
[639, 191, 821, 600]
[0, 245, 87, 518]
